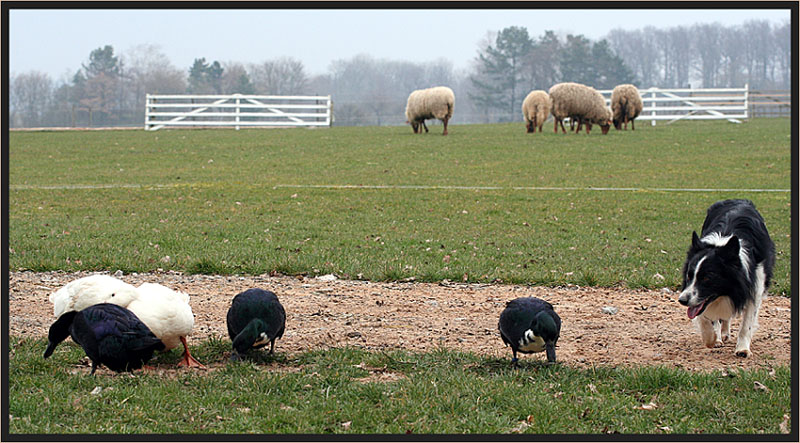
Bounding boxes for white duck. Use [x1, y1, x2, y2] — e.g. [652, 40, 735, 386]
[129, 282, 205, 368]
[49, 275, 205, 368]
[50, 275, 139, 318]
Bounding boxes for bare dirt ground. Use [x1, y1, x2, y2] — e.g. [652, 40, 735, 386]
[9, 271, 792, 372]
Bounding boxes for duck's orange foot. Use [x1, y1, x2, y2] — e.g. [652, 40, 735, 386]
[177, 336, 207, 369]
[177, 351, 207, 369]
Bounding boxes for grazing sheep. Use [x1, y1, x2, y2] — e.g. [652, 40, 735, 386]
[611, 84, 643, 130]
[548, 82, 612, 135]
[521, 90, 552, 133]
[405, 86, 455, 135]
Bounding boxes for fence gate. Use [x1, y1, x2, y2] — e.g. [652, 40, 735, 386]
[145, 94, 332, 130]
[597, 85, 748, 125]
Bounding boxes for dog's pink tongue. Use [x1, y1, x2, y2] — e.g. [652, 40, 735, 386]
[687, 303, 705, 319]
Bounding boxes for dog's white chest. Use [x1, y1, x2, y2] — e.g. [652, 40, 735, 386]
[701, 297, 735, 322]
[518, 330, 546, 352]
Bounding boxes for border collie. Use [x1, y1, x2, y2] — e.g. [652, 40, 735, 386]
[677, 199, 775, 357]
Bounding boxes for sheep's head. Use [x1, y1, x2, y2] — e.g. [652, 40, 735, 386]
[613, 117, 623, 130]
[601, 108, 613, 134]
[409, 120, 420, 133]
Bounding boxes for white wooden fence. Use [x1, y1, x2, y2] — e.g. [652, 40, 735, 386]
[597, 85, 748, 125]
[145, 94, 332, 130]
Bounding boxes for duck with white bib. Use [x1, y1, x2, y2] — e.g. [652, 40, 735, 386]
[498, 297, 561, 365]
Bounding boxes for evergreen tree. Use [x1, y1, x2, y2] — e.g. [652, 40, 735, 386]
[207, 61, 224, 93]
[559, 34, 594, 85]
[187, 58, 224, 93]
[73, 46, 123, 125]
[591, 39, 636, 88]
[232, 73, 256, 94]
[524, 30, 561, 90]
[82, 45, 120, 77]
[470, 26, 533, 120]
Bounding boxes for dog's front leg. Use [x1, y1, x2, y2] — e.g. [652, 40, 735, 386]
[695, 316, 719, 348]
[735, 301, 760, 357]
[720, 318, 731, 342]
[712, 320, 725, 347]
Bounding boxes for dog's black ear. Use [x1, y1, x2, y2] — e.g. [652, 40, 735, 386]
[691, 231, 702, 250]
[719, 235, 741, 261]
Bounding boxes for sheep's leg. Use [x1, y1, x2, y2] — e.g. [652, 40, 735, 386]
[422, 120, 429, 133]
[631, 119, 635, 131]
[585, 122, 592, 134]
[442, 116, 449, 136]
[558, 118, 568, 134]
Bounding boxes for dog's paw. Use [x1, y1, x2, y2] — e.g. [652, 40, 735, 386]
[734, 348, 751, 358]
[714, 340, 724, 348]
[721, 334, 730, 342]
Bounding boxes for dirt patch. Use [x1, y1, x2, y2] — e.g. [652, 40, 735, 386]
[9, 271, 791, 372]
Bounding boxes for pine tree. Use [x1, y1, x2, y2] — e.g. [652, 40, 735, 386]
[591, 39, 636, 88]
[470, 26, 533, 120]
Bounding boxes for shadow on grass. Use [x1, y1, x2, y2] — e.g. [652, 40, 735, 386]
[463, 355, 561, 377]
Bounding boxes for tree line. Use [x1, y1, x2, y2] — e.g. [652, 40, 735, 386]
[9, 20, 789, 128]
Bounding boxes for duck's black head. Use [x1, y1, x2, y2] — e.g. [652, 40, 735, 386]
[532, 311, 560, 363]
[43, 311, 78, 358]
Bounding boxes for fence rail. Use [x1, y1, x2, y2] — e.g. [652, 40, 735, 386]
[748, 90, 791, 117]
[597, 86, 749, 125]
[145, 94, 332, 130]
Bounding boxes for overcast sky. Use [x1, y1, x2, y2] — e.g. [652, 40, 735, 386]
[8, 8, 792, 80]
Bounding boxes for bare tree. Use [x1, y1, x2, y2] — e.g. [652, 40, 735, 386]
[423, 58, 455, 88]
[720, 25, 746, 87]
[607, 28, 658, 87]
[773, 20, 790, 89]
[250, 57, 309, 95]
[744, 20, 776, 88]
[670, 27, 692, 88]
[122, 44, 186, 122]
[743, 20, 775, 88]
[221, 62, 255, 94]
[10, 71, 53, 127]
[692, 23, 723, 87]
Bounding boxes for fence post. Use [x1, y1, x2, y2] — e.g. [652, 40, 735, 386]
[651, 89, 657, 126]
[235, 95, 241, 131]
[144, 94, 150, 130]
[328, 96, 333, 127]
[744, 84, 749, 120]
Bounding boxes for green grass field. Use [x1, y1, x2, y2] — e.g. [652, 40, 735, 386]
[7, 119, 793, 435]
[8, 338, 792, 434]
[8, 119, 792, 294]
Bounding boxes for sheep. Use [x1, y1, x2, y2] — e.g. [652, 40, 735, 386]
[611, 84, 643, 130]
[405, 86, 455, 135]
[548, 82, 612, 135]
[521, 90, 552, 133]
